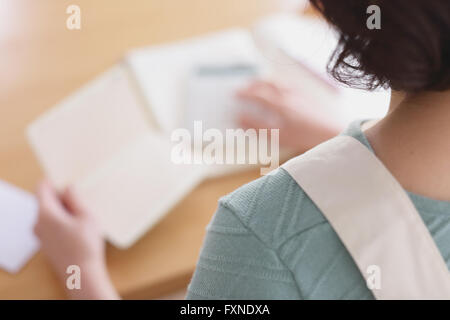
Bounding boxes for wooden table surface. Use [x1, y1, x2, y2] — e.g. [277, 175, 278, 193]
[0, 0, 286, 299]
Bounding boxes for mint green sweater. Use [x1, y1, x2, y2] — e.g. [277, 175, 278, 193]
[186, 120, 450, 299]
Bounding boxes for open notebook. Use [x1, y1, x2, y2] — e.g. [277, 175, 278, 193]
[27, 66, 207, 248]
[27, 13, 389, 249]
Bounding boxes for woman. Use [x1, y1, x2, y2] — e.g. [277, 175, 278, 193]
[35, 0, 450, 299]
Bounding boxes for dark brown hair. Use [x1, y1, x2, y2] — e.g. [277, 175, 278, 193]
[309, 0, 450, 92]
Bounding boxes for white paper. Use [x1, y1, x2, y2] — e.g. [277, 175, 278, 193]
[0, 180, 39, 273]
[125, 29, 265, 133]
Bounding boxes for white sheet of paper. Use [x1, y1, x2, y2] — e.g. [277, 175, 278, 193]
[0, 180, 39, 273]
[125, 29, 265, 133]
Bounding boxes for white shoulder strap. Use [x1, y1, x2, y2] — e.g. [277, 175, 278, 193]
[282, 135, 450, 300]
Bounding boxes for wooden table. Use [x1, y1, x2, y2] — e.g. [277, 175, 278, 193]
[0, 0, 285, 299]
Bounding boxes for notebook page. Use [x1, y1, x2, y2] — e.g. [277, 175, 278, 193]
[27, 64, 153, 190]
[73, 132, 208, 248]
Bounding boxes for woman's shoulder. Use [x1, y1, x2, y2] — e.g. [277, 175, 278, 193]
[216, 119, 369, 248]
[218, 167, 327, 248]
[187, 167, 331, 299]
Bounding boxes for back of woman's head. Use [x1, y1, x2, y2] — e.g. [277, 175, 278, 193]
[309, 0, 450, 92]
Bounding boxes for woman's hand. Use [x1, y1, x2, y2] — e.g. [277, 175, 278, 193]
[35, 180, 119, 299]
[237, 80, 343, 153]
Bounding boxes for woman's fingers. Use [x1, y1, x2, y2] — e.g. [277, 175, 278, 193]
[35, 180, 71, 237]
[243, 80, 287, 95]
[237, 81, 286, 115]
[238, 113, 275, 130]
[36, 180, 67, 219]
[61, 187, 89, 218]
[37, 180, 90, 220]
